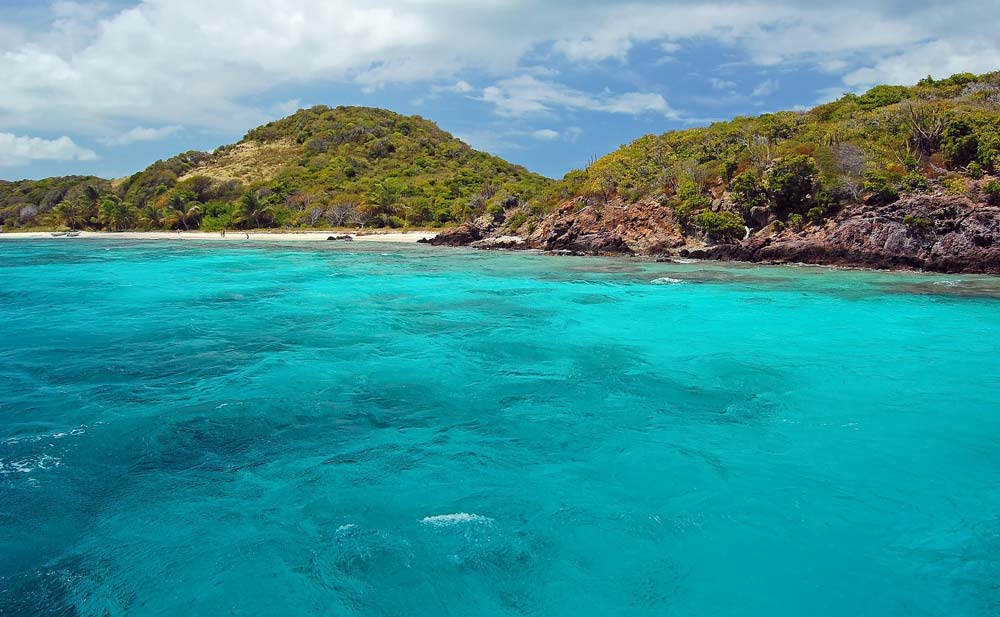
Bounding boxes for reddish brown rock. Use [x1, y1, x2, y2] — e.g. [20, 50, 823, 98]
[432, 192, 1000, 274]
[427, 222, 483, 246]
[524, 197, 684, 255]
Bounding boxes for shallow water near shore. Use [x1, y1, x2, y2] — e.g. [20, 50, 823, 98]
[2, 239, 999, 616]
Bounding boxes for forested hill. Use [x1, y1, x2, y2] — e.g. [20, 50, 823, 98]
[0, 106, 553, 231]
[547, 71, 1000, 232]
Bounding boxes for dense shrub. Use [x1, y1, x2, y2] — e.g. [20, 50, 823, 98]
[694, 210, 745, 241]
[807, 206, 827, 223]
[942, 117, 979, 167]
[942, 177, 968, 195]
[984, 180, 1000, 205]
[765, 155, 817, 216]
[728, 171, 767, 212]
[901, 172, 928, 192]
[858, 85, 911, 110]
[863, 173, 900, 205]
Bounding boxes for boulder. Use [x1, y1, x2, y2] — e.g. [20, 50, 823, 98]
[428, 222, 483, 246]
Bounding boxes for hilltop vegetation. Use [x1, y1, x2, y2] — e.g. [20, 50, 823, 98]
[538, 71, 1000, 238]
[0, 106, 551, 231]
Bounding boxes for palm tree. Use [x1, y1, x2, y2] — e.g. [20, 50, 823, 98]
[140, 204, 166, 230]
[53, 184, 102, 229]
[54, 199, 88, 230]
[370, 181, 402, 226]
[165, 195, 201, 230]
[99, 197, 137, 231]
[236, 189, 274, 229]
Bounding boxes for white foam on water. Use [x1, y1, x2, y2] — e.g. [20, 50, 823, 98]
[4, 425, 87, 445]
[651, 277, 685, 285]
[420, 513, 493, 527]
[0, 454, 62, 475]
[336, 524, 357, 533]
[932, 280, 962, 287]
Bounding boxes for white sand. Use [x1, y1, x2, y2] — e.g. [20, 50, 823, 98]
[0, 230, 437, 243]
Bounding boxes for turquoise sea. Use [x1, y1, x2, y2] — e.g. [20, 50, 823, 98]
[1, 239, 999, 616]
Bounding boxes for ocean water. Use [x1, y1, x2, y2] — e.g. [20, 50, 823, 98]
[1, 239, 999, 617]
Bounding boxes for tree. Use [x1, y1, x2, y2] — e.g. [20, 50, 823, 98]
[99, 197, 137, 231]
[325, 200, 357, 227]
[765, 155, 817, 216]
[54, 199, 89, 230]
[165, 194, 201, 230]
[728, 171, 767, 212]
[740, 128, 775, 170]
[369, 181, 402, 225]
[941, 116, 979, 168]
[903, 102, 946, 158]
[189, 176, 214, 202]
[236, 189, 274, 229]
[353, 203, 378, 229]
[140, 204, 166, 230]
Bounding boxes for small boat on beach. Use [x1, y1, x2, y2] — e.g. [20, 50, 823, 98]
[50, 231, 81, 237]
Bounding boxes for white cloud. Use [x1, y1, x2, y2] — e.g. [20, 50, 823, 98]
[0, 0, 996, 138]
[99, 125, 181, 146]
[482, 75, 675, 118]
[751, 79, 778, 97]
[532, 129, 560, 140]
[842, 38, 1000, 89]
[0, 133, 97, 167]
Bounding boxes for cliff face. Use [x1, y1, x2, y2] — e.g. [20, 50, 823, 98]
[430, 193, 1000, 274]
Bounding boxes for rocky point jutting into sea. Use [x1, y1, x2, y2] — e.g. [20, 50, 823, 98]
[429, 182, 1000, 274]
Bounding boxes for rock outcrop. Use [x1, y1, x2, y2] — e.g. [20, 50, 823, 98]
[688, 195, 1000, 274]
[427, 222, 484, 246]
[522, 198, 684, 255]
[434, 192, 1000, 274]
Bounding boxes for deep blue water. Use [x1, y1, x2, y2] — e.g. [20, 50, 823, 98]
[1, 239, 999, 616]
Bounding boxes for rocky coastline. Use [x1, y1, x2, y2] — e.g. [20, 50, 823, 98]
[428, 190, 1000, 275]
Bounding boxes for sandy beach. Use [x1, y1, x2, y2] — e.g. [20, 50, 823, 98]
[0, 230, 437, 243]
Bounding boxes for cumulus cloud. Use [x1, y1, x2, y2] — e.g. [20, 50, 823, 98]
[0, 0, 995, 137]
[98, 125, 181, 146]
[0, 133, 97, 167]
[482, 75, 675, 118]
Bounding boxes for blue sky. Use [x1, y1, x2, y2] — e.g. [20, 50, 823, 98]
[1, 0, 997, 181]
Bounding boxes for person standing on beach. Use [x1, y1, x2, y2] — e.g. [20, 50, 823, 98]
[245, 233, 250, 240]
[221, 229, 226, 238]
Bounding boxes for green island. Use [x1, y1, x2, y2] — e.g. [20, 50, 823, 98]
[2, 71, 999, 273]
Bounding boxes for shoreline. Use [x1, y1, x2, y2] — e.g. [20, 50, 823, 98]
[3, 229, 997, 278]
[0, 230, 437, 243]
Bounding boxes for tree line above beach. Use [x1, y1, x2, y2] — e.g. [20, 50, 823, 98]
[2, 71, 999, 235]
